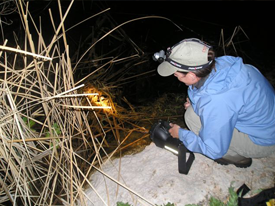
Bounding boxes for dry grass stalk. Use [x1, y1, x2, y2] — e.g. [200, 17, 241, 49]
[0, 1, 174, 205]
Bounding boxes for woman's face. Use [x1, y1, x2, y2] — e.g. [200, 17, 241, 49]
[174, 71, 201, 86]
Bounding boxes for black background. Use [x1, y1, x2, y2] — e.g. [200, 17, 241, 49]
[3, 1, 275, 103]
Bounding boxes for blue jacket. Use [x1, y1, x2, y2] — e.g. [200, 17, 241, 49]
[179, 56, 275, 159]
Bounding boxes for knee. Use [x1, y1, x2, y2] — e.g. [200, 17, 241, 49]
[184, 106, 201, 134]
[184, 106, 192, 121]
[184, 106, 199, 124]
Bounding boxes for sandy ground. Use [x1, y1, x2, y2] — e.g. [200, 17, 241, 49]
[84, 142, 275, 206]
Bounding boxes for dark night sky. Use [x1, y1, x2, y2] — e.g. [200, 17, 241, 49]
[68, 1, 274, 67]
[10, 0, 274, 68]
[69, 1, 275, 75]
[25, 1, 274, 44]
[3, 1, 275, 102]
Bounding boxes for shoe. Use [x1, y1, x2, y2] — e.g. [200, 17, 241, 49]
[215, 156, 252, 168]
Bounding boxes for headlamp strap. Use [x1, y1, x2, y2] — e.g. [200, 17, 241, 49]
[178, 143, 195, 175]
[166, 57, 213, 71]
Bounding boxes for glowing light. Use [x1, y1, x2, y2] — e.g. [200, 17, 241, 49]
[84, 87, 112, 112]
[164, 145, 179, 155]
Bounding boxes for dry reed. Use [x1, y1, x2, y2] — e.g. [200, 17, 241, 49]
[0, 1, 181, 205]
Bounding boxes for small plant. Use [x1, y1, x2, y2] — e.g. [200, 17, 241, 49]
[117, 184, 239, 206]
[226, 184, 239, 206]
[45, 122, 61, 137]
[117, 202, 131, 206]
[186, 183, 238, 206]
[209, 196, 225, 206]
[45, 123, 62, 149]
[22, 117, 36, 132]
[161, 203, 175, 206]
[208, 184, 238, 206]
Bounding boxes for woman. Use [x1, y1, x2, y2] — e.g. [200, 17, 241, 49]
[156, 38, 275, 168]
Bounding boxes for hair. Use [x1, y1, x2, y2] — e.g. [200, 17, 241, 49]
[192, 49, 216, 78]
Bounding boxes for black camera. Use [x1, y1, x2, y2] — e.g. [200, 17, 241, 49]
[149, 120, 181, 154]
[149, 120, 195, 175]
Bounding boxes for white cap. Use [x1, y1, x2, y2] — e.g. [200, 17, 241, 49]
[157, 38, 212, 77]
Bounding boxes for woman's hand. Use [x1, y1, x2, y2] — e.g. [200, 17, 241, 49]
[184, 97, 191, 110]
[169, 123, 181, 139]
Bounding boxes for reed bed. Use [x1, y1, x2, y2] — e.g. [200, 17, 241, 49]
[0, 1, 186, 205]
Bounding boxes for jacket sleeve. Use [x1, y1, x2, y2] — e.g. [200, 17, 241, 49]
[179, 97, 238, 159]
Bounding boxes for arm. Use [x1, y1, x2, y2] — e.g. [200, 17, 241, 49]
[170, 99, 237, 159]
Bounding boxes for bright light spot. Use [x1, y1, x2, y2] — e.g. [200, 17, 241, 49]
[164, 145, 179, 155]
[84, 87, 112, 112]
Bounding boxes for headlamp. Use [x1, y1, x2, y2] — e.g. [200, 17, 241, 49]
[152, 50, 166, 63]
[149, 120, 195, 175]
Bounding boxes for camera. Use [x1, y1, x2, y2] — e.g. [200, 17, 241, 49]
[152, 50, 166, 63]
[149, 120, 195, 175]
[149, 120, 180, 154]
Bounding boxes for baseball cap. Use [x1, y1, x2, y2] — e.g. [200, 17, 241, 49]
[157, 38, 212, 77]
